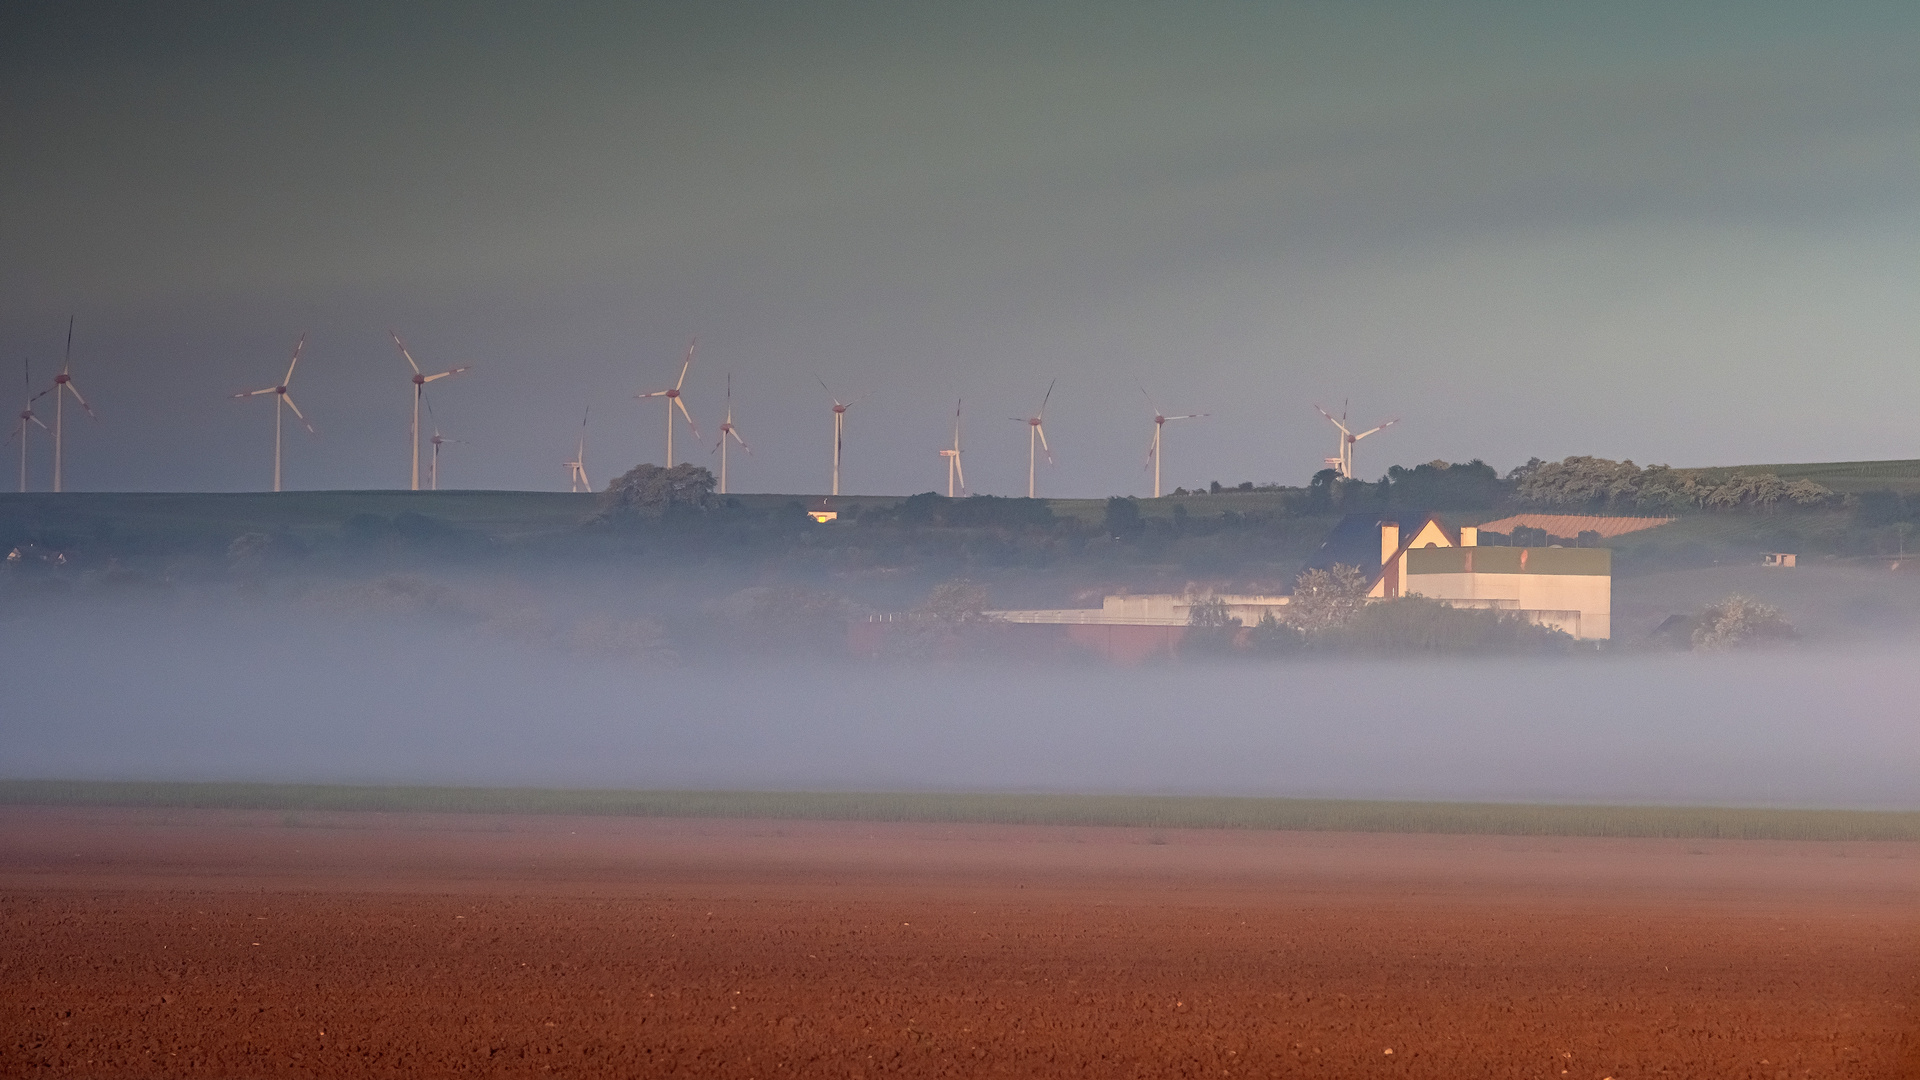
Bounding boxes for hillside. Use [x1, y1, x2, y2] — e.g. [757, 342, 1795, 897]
[1684, 458, 1920, 494]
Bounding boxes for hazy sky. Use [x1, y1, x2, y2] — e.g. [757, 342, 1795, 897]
[4, 2, 1918, 495]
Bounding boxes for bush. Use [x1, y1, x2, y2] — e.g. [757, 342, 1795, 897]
[596, 463, 716, 519]
[1690, 594, 1796, 649]
[1328, 596, 1573, 655]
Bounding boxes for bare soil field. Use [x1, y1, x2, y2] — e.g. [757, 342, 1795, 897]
[2, 806, 1915, 1078]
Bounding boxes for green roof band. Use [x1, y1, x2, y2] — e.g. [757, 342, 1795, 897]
[1407, 546, 1610, 576]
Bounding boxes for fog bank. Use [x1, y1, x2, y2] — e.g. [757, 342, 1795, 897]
[3, 606, 1914, 811]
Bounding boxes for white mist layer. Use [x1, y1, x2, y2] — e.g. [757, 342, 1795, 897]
[2, 608, 1915, 810]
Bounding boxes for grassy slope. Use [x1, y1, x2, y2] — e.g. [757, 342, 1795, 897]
[1686, 458, 1920, 493]
[3, 780, 1913, 840]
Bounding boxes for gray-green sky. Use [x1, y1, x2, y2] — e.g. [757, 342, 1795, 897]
[4, 1, 1917, 493]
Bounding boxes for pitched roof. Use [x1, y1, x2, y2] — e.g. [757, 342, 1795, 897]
[1294, 511, 1452, 592]
[1475, 513, 1672, 539]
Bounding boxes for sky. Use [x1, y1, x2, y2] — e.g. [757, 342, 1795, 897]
[3, 1, 1918, 496]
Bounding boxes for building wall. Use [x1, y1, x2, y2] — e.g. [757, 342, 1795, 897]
[1404, 546, 1611, 640]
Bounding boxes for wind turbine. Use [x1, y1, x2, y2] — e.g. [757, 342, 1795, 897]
[1314, 401, 1397, 480]
[939, 398, 965, 497]
[1012, 379, 1054, 499]
[819, 378, 865, 496]
[638, 339, 699, 466]
[1141, 386, 1206, 498]
[232, 335, 314, 492]
[47, 317, 97, 493]
[711, 373, 751, 495]
[390, 331, 470, 491]
[421, 391, 461, 491]
[10, 360, 48, 493]
[564, 406, 592, 492]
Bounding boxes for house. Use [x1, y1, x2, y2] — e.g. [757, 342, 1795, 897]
[1297, 511, 1613, 639]
[1761, 553, 1796, 568]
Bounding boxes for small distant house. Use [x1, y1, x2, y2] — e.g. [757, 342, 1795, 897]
[807, 498, 838, 523]
[1761, 553, 1796, 568]
[5, 544, 68, 566]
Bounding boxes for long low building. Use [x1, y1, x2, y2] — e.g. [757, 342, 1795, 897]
[992, 593, 1292, 628]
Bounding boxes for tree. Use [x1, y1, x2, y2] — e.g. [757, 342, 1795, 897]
[1186, 596, 1238, 629]
[597, 463, 716, 518]
[1286, 563, 1369, 636]
[1103, 496, 1144, 539]
[919, 580, 991, 623]
[1690, 594, 1795, 649]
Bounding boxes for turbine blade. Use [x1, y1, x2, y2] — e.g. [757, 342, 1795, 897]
[64, 382, 96, 417]
[637, 389, 670, 399]
[234, 386, 279, 399]
[422, 365, 470, 383]
[730, 429, 752, 453]
[675, 396, 700, 439]
[64, 315, 74, 370]
[676, 338, 696, 390]
[1039, 378, 1054, 416]
[1036, 424, 1051, 459]
[953, 457, 965, 491]
[284, 334, 306, 385]
[390, 331, 421, 375]
[29, 414, 49, 430]
[282, 393, 314, 431]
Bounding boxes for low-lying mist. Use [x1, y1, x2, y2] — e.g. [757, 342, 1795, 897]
[3, 594, 1914, 811]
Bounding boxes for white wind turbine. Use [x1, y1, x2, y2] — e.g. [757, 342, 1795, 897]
[1012, 379, 1054, 499]
[818, 378, 866, 496]
[232, 335, 314, 492]
[1141, 386, 1207, 498]
[1314, 401, 1397, 480]
[564, 406, 592, 493]
[421, 392, 461, 491]
[390, 331, 470, 491]
[638, 339, 700, 466]
[11, 360, 49, 493]
[711, 373, 751, 495]
[939, 398, 966, 497]
[47, 317, 97, 493]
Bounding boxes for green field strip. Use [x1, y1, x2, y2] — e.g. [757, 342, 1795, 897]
[3, 780, 1914, 841]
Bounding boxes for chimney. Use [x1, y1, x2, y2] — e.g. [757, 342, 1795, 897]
[1379, 521, 1400, 568]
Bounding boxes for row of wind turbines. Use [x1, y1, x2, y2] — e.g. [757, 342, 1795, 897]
[589, 341, 1398, 499]
[10, 324, 1398, 497]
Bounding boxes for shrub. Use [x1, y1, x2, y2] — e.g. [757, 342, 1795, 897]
[1690, 594, 1796, 649]
[1329, 596, 1573, 655]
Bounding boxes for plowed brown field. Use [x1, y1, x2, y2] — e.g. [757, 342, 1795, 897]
[2, 806, 1915, 1078]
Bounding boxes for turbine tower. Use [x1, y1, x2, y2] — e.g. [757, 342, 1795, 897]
[1142, 386, 1206, 498]
[1314, 401, 1397, 480]
[11, 360, 48, 493]
[638, 339, 699, 465]
[818, 378, 864, 496]
[564, 407, 592, 492]
[939, 399, 965, 497]
[48, 317, 97, 493]
[712, 373, 751, 495]
[390, 331, 470, 491]
[232, 335, 314, 492]
[1012, 379, 1054, 499]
